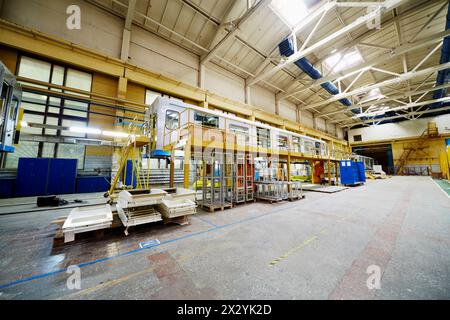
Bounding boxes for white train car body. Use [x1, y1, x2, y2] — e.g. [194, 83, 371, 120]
[146, 97, 328, 158]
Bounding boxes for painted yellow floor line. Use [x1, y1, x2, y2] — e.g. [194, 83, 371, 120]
[269, 234, 321, 267]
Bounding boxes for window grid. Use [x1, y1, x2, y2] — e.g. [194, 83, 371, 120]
[10, 55, 93, 169]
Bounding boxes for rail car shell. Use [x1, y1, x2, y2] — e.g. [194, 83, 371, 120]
[146, 97, 329, 158]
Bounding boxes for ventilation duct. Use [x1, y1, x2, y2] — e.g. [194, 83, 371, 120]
[278, 37, 354, 111]
[432, 3, 450, 110]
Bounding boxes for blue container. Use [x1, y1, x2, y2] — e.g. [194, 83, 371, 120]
[339, 160, 365, 185]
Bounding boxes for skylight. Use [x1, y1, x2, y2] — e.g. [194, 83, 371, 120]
[271, 0, 309, 28]
[324, 49, 364, 73]
[361, 88, 385, 103]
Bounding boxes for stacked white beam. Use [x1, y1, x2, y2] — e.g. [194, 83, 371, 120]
[116, 189, 167, 233]
[156, 188, 197, 219]
[62, 204, 113, 243]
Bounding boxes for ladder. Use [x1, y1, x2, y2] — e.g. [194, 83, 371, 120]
[395, 129, 430, 175]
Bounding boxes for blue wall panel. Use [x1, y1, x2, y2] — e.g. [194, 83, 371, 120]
[125, 160, 137, 188]
[76, 176, 110, 193]
[47, 159, 77, 195]
[0, 178, 15, 198]
[16, 158, 50, 197]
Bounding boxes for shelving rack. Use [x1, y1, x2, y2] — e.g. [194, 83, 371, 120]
[234, 153, 246, 204]
[196, 150, 233, 212]
[245, 154, 255, 202]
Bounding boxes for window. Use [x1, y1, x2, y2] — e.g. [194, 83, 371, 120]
[270, 0, 309, 28]
[165, 110, 179, 130]
[292, 136, 301, 153]
[304, 140, 314, 154]
[315, 141, 321, 156]
[257, 127, 271, 148]
[353, 134, 362, 142]
[194, 112, 219, 128]
[5, 56, 92, 169]
[277, 134, 288, 150]
[229, 124, 249, 143]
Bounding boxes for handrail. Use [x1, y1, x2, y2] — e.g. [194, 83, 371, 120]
[163, 122, 334, 159]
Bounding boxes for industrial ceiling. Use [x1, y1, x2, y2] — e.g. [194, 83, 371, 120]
[86, 0, 450, 128]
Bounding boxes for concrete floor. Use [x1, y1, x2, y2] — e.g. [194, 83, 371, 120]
[0, 176, 449, 299]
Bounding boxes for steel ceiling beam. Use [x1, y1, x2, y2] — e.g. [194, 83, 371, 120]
[275, 0, 443, 102]
[317, 82, 450, 118]
[201, 0, 271, 64]
[302, 61, 450, 110]
[249, 0, 405, 86]
[279, 29, 450, 100]
[341, 105, 450, 127]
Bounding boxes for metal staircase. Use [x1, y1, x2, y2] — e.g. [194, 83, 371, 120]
[395, 123, 438, 175]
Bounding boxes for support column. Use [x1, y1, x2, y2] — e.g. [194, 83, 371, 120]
[183, 140, 191, 189]
[335, 161, 340, 185]
[245, 79, 251, 105]
[169, 146, 175, 188]
[275, 98, 280, 116]
[111, 77, 128, 188]
[327, 158, 332, 185]
[198, 62, 206, 89]
[287, 153, 292, 193]
[120, 29, 131, 61]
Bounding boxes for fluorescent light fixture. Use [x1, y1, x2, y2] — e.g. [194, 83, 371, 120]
[324, 49, 364, 73]
[353, 105, 390, 118]
[102, 130, 129, 138]
[69, 126, 101, 134]
[271, 0, 308, 27]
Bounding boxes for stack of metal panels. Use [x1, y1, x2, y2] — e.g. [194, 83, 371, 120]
[156, 188, 197, 218]
[62, 204, 113, 243]
[116, 189, 167, 235]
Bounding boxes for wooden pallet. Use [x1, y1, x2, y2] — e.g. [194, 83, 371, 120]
[163, 215, 191, 226]
[200, 202, 233, 212]
[288, 194, 306, 201]
[255, 196, 287, 204]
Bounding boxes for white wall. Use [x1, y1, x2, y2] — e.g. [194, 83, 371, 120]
[336, 127, 344, 139]
[205, 63, 245, 103]
[315, 117, 326, 132]
[130, 25, 199, 87]
[279, 100, 297, 120]
[348, 114, 450, 143]
[326, 122, 336, 136]
[0, 0, 345, 139]
[250, 85, 276, 114]
[300, 110, 314, 128]
[1, 0, 123, 58]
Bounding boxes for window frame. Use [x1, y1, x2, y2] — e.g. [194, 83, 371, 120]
[165, 109, 180, 130]
[9, 54, 93, 169]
